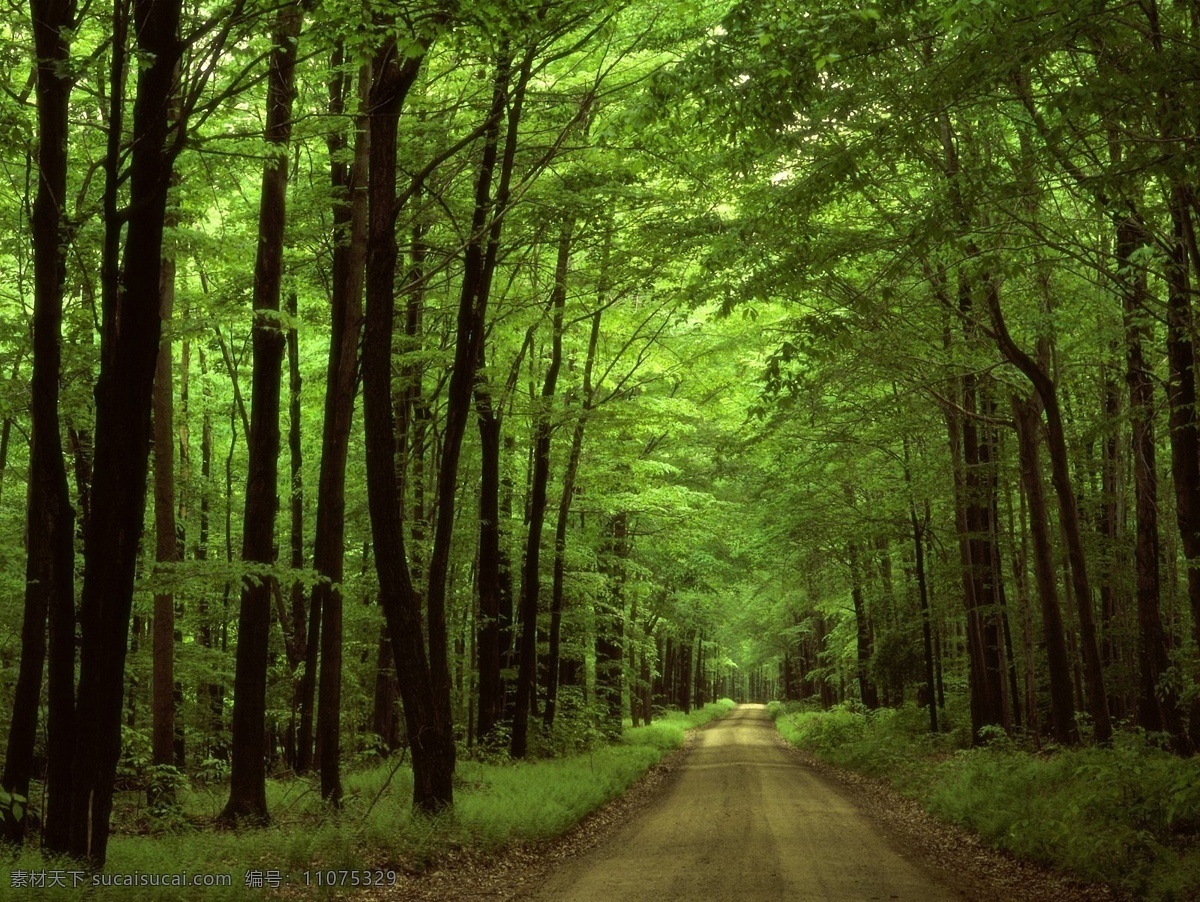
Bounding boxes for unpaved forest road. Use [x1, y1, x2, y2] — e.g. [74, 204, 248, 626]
[526, 704, 957, 902]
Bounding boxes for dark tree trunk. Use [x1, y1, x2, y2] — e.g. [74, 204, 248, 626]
[372, 626, 403, 753]
[474, 311, 530, 744]
[946, 370, 1005, 740]
[195, 349, 225, 756]
[902, 440, 939, 733]
[475, 378, 505, 742]
[934, 120, 1007, 741]
[221, 2, 303, 823]
[638, 639, 654, 724]
[1098, 360, 1127, 719]
[595, 513, 628, 737]
[312, 50, 369, 806]
[984, 282, 1112, 743]
[679, 634, 693, 714]
[1120, 219, 1192, 752]
[152, 226, 179, 772]
[284, 286, 304, 767]
[965, 386, 1010, 734]
[937, 109, 1082, 741]
[433, 46, 526, 759]
[545, 232, 608, 729]
[70, 0, 184, 863]
[3, 0, 77, 849]
[1013, 395, 1078, 745]
[848, 543, 878, 710]
[1162, 191, 1200, 747]
[513, 224, 571, 754]
[362, 31, 455, 813]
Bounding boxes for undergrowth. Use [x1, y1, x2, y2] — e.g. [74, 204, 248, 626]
[1, 699, 735, 900]
[771, 702, 1200, 900]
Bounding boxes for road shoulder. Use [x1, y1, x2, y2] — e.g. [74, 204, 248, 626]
[769, 730, 1126, 902]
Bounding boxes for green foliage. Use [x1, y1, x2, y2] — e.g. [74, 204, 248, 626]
[776, 708, 1200, 900]
[622, 699, 737, 751]
[529, 687, 609, 757]
[0, 787, 27, 824]
[927, 733, 1200, 899]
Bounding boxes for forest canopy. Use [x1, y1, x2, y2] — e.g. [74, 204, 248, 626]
[2, 0, 1200, 874]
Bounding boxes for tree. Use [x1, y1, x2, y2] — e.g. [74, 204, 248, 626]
[69, 0, 186, 863]
[222, 0, 304, 823]
[2, 0, 77, 849]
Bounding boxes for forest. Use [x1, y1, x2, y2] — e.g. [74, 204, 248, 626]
[2, 0, 1200, 895]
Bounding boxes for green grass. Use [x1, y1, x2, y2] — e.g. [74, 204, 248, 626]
[1, 700, 735, 900]
[772, 703, 1200, 900]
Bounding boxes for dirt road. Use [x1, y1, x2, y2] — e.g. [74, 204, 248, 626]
[525, 704, 959, 902]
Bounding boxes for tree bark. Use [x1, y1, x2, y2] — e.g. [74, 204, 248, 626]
[70, 0, 184, 862]
[283, 286, 304, 767]
[475, 373, 506, 741]
[984, 281, 1112, 743]
[513, 223, 572, 755]
[847, 536, 878, 710]
[1012, 394, 1078, 745]
[152, 222, 180, 771]
[1162, 189, 1200, 747]
[362, 29, 454, 813]
[1119, 218, 1192, 752]
[222, 1, 303, 823]
[545, 228, 609, 730]
[595, 513, 627, 737]
[3, 0, 77, 849]
[313, 52, 369, 804]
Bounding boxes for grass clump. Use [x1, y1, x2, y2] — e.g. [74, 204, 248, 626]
[1, 700, 735, 900]
[774, 704, 1200, 900]
[624, 698, 737, 751]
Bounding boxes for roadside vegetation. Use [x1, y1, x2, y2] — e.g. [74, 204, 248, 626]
[1, 701, 734, 901]
[770, 702, 1200, 901]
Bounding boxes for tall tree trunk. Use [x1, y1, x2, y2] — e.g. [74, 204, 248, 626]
[679, 633, 693, 714]
[371, 625, 403, 752]
[362, 29, 454, 813]
[984, 281, 1112, 743]
[1162, 189, 1200, 747]
[3, 0, 77, 848]
[513, 223, 572, 756]
[1013, 394, 1078, 745]
[221, 2, 303, 823]
[196, 349, 226, 757]
[476, 319, 535, 740]
[313, 52, 369, 804]
[1120, 218, 1192, 752]
[1098, 359, 1127, 720]
[545, 225, 609, 730]
[847, 536, 878, 710]
[901, 437, 939, 733]
[152, 221, 180, 772]
[595, 513, 627, 738]
[70, 0, 184, 862]
[475, 374, 506, 741]
[283, 287, 304, 768]
[843, 484, 878, 709]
